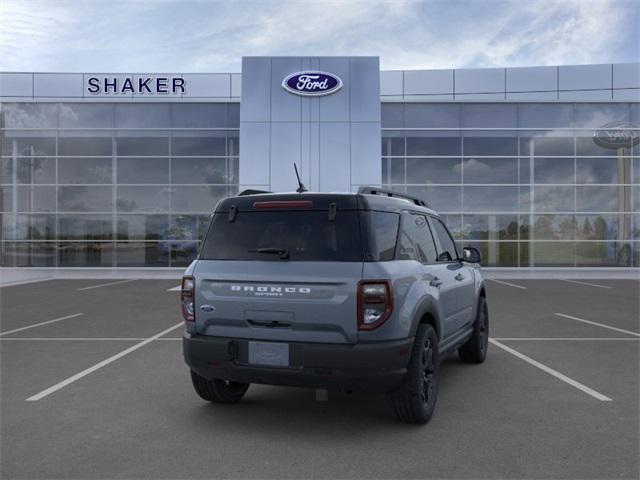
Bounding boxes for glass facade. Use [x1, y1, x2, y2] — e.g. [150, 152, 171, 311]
[0, 103, 239, 267]
[1, 100, 638, 268]
[382, 103, 640, 267]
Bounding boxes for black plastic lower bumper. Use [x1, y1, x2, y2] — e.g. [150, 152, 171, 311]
[183, 333, 414, 393]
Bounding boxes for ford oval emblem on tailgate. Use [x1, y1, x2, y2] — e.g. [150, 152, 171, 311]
[200, 305, 215, 312]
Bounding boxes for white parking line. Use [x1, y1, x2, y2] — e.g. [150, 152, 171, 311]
[489, 339, 612, 402]
[555, 313, 640, 337]
[486, 278, 527, 290]
[560, 279, 612, 289]
[0, 313, 84, 337]
[167, 285, 181, 291]
[493, 337, 640, 341]
[77, 279, 137, 291]
[25, 322, 183, 402]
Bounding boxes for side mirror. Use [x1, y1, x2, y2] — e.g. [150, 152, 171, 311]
[462, 246, 481, 264]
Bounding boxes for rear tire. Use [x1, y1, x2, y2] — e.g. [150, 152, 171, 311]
[389, 324, 439, 424]
[458, 296, 489, 364]
[190, 370, 249, 404]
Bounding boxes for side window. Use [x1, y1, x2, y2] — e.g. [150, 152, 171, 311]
[367, 211, 399, 261]
[397, 214, 438, 263]
[431, 218, 458, 262]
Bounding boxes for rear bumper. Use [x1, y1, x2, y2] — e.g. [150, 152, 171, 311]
[183, 333, 414, 393]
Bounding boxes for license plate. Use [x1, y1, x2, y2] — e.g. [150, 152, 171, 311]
[248, 341, 289, 367]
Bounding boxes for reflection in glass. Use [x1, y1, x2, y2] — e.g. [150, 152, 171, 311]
[463, 186, 520, 212]
[381, 132, 404, 156]
[58, 186, 112, 212]
[114, 104, 171, 128]
[576, 158, 624, 184]
[116, 186, 170, 213]
[17, 157, 56, 184]
[518, 104, 573, 128]
[171, 104, 229, 128]
[532, 242, 575, 267]
[59, 157, 112, 184]
[533, 215, 575, 240]
[169, 215, 211, 241]
[575, 242, 634, 267]
[171, 135, 226, 156]
[116, 137, 168, 156]
[464, 241, 518, 267]
[117, 158, 169, 184]
[1, 104, 59, 128]
[17, 186, 56, 212]
[171, 158, 229, 184]
[406, 186, 462, 212]
[534, 158, 574, 184]
[18, 214, 56, 240]
[1, 242, 56, 267]
[461, 104, 517, 128]
[463, 137, 517, 156]
[405, 104, 461, 128]
[59, 103, 114, 128]
[407, 158, 461, 184]
[115, 242, 169, 267]
[406, 134, 461, 156]
[58, 242, 114, 267]
[576, 137, 629, 157]
[462, 158, 517, 184]
[463, 215, 518, 240]
[575, 214, 626, 241]
[533, 186, 575, 212]
[171, 186, 230, 212]
[384, 158, 405, 184]
[520, 136, 574, 156]
[381, 104, 403, 128]
[1, 136, 56, 156]
[171, 241, 200, 267]
[576, 186, 625, 212]
[59, 214, 113, 240]
[117, 215, 169, 240]
[58, 137, 112, 156]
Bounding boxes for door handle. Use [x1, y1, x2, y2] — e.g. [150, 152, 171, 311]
[454, 273, 465, 281]
[429, 277, 443, 288]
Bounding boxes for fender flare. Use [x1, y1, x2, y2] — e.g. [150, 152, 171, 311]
[409, 295, 443, 340]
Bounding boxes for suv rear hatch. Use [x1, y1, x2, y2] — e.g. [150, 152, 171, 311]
[193, 195, 363, 344]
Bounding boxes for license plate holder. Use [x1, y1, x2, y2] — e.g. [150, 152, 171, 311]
[248, 341, 289, 367]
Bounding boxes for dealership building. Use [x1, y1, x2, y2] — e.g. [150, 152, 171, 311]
[0, 57, 638, 270]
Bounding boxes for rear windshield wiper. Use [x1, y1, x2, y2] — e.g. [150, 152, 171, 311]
[248, 247, 290, 260]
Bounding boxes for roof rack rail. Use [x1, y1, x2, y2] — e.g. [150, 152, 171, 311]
[358, 186, 428, 207]
[238, 189, 271, 196]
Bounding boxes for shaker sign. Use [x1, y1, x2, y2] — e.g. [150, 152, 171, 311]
[282, 71, 343, 96]
[593, 122, 640, 149]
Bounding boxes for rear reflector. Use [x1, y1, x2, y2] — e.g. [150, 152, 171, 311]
[253, 200, 313, 209]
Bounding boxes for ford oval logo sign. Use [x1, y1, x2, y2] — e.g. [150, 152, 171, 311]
[593, 122, 640, 149]
[282, 71, 343, 96]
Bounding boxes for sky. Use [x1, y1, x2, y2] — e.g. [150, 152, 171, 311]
[0, 0, 638, 72]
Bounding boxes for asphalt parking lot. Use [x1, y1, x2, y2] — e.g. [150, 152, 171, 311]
[1, 277, 638, 479]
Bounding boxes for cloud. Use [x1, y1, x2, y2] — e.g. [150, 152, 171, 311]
[0, 0, 637, 72]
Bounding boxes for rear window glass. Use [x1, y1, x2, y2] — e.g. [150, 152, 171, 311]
[201, 211, 363, 261]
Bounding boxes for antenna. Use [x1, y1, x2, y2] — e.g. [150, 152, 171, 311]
[293, 163, 308, 193]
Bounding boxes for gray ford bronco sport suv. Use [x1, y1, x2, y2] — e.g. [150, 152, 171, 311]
[182, 187, 488, 423]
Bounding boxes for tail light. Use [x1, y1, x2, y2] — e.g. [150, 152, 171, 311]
[357, 280, 393, 330]
[181, 276, 195, 322]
